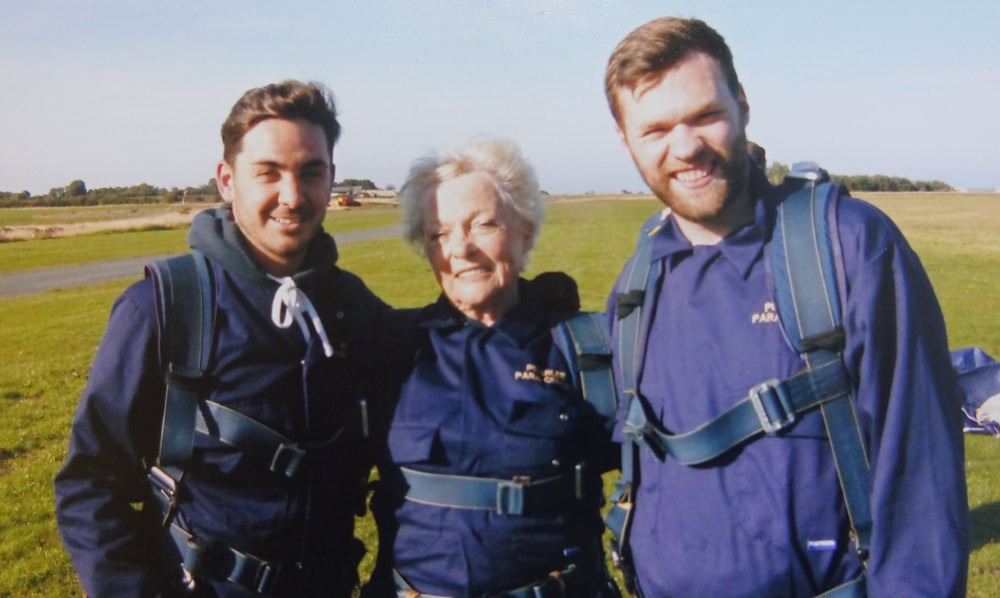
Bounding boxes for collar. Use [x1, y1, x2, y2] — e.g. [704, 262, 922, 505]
[419, 279, 555, 347]
[648, 169, 773, 280]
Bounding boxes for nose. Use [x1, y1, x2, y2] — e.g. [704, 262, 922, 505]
[670, 124, 704, 161]
[278, 174, 306, 208]
[442, 229, 473, 259]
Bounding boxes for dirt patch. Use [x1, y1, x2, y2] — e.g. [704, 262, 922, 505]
[0, 205, 221, 241]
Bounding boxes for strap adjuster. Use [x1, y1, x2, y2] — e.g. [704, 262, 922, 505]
[749, 378, 796, 433]
[497, 476, 531, 515]
[269, 442, 306, 477]
[227, 548, 300, 595]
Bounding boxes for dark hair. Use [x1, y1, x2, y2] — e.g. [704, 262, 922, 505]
[605, 17, 741, 123]
[220, 80, 341, 163]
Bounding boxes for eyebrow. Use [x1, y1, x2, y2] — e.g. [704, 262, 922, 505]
[249, 158, 329, 169]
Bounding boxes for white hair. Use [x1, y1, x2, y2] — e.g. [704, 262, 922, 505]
[399, 137, 544, 253]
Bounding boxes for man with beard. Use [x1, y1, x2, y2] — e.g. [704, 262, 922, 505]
[603, 17, 968, 596]
[55, 80, 396, 597]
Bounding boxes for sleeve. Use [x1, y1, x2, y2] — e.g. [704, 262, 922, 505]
[839, 202, 969, 596]
[54, 280, 182, 597]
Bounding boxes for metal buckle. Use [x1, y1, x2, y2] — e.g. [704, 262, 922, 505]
[269, 443, 306, 477]
[749, 378, 796, 434]
[253, 561, 279, 595]
[496, 476, 530, 515]
[228, 549, 290, 595]
[148, 465, 177, 498]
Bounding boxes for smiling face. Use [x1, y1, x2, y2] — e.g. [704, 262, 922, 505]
[423, 171, 533, 326]
[216, 117, 334, 276]
[615, 51, 753, 244]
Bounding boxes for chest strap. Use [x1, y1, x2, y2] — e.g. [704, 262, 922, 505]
[393, 564, 582, 598]
[400, 466, 584, 516]
[622, 360, 850, 465]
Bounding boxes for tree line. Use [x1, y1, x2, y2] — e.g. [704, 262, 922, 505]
[766, 162, 952, 192]
[0, 168, 953, 209]
[0, 178, 389, 209]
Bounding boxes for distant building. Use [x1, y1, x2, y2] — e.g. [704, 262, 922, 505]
[329, 186, 399, 206]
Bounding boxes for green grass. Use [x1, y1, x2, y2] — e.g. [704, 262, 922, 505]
[2, 194, 998, 595]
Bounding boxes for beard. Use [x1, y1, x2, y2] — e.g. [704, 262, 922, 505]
[642, 131, 751, 228]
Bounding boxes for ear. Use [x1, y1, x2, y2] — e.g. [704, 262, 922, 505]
[330, 162, 337, 183]
[737, 84, 750, 129]
[216, 160, 235, 203]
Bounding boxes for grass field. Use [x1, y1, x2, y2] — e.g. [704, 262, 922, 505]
[1, 193, 998, 595]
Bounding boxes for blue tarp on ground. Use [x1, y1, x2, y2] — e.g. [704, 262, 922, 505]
[953, 347, 1000, 436]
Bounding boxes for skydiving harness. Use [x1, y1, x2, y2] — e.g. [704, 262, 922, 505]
[605, 164, 871, 597]
[397, 311, 617, 517]
[144, 251, 364, 595]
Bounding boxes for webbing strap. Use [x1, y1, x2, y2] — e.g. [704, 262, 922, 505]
[195, 400, 318, 478]
[622, 360, 851, 465]
[557, 312, 617, 434]
[774, 181, 873, 565]
[393, 564, 582, 598]
[168, 524, 301, 595]
[605, 212, 665, 573]
[149, 251, 214, 470]
[400, 467, 580, 516]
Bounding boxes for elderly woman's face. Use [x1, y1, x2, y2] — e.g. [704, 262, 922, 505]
[423, 171, 533, 326]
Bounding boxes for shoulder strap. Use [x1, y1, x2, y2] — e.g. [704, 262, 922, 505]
[147, 250, 215, 471]
[771, 173, 873, 569]
[605, 210, 667, 584]
[553, 312, 617, 433]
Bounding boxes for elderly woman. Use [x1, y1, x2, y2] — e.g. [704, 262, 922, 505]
[366, 138, 618, 597]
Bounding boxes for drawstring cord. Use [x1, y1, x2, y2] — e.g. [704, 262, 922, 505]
[269, 276, 334, 358]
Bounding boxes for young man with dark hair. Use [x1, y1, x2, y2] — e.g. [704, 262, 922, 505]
[604, 17, 969, 596]
[55, 80, 393, 597]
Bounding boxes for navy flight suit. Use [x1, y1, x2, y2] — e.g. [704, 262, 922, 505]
[369, 280, 617, 597]
[55, 206, 396, 597]
[608, 168, 969, 596]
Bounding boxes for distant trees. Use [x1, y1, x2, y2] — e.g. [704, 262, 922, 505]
[336, 178, 377, 190]
[766, 161, 952, 192]
[0, 178, 221, 208]
[66, 179, 88, 197]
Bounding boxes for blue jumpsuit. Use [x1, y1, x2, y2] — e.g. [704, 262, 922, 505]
[369, 283, 616, 597]
[54, 207, 397, 597]
[608, 170, 969, 596]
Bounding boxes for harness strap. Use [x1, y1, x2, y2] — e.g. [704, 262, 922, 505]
[554, 312, 617, 434]
[150, 251, 214, 471]
[774, 176, 873, 565]
[195, 400, 316, 478]
[168, 524, 305, 596]
[393, 564, 581, 598]
[621, 360, 851, 465]
[400, 466, 584, 516]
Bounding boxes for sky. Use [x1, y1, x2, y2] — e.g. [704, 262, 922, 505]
[1, 0, 998, 196]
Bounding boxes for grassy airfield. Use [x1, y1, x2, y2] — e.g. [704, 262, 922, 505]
[1, 193, 998, 595]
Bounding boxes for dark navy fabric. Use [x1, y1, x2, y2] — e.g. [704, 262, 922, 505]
[369, 283, 615, 596]
[607, 170, 969, 597]
[55, 206, 397, 597]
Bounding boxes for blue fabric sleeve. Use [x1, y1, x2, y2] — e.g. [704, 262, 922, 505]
[54, 279, 180, 597]
[838, 198, 969, 596]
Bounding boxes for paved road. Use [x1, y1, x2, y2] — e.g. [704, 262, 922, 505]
[0, 224, 404, 298]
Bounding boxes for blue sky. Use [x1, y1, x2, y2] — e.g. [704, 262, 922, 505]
[2, 0, 998, 195]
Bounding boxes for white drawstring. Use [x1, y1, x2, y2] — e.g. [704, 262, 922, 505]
[269, 276, 335, 358]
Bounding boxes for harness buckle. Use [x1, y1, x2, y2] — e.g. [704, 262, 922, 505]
[269, 442, 306, 477]
[749, 378, 796, 434]
[253, 562, 279, 595]
[148, 465, 177, 498]
[497, 477, 530, 515]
